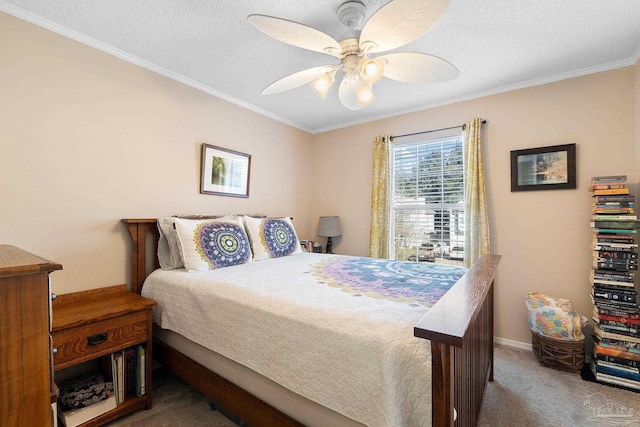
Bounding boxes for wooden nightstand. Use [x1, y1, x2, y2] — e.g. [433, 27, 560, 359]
[52, 284, 156, 426]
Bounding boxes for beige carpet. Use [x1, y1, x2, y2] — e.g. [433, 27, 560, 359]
[108, 345, 640, 427]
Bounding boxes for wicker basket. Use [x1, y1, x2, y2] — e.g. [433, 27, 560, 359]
[531, 332, 585, 373]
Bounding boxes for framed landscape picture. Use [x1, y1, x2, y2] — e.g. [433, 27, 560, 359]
[510, 143, 576, 192]
[200, 144, 251, 197]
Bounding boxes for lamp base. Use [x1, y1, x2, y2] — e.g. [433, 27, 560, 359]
[325, 237, 334, 254]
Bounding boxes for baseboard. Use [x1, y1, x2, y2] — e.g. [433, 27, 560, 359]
[495, 336, 532, 351]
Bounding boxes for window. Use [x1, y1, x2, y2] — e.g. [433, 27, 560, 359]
[391, 135, 465, 265]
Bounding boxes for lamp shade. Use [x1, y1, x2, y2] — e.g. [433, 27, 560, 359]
[317, 216, 342, 237]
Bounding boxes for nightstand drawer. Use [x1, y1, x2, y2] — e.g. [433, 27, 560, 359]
[52, 311, 148, 369]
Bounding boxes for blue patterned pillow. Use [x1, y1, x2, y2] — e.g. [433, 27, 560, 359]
[243, 216, 302, 261]
[175, 218, 252, 272]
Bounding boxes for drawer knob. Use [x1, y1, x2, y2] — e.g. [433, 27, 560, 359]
[87, 332, 108, 346]
[52, 347, 58, 355]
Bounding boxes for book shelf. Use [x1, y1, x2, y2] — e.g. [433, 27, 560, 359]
[589, 175, 640, 391]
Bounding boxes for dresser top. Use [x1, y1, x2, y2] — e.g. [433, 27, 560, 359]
[0, 245, 63, 278]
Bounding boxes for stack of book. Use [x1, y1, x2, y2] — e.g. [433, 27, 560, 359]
[589, 175, 640, 391]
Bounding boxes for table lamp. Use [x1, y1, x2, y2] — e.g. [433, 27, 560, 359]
[317, 216, 342, 254]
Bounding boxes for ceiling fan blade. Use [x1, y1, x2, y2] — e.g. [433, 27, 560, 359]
[378, 52, 459, 83]
[359, 0, 451, 54]
[248, 15, 342, 57]
[338, 73, 361, 110]
[262, 66, 335, 95]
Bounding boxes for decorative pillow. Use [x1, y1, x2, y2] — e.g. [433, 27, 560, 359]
[524, 292, 587, 341]
[243, 216, 302, 261]
[157, 215, 233, 269]
[174, 217, 252, 272]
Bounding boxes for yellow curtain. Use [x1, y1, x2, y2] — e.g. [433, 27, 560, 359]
[369, 134, 392, 258]
[463, 118, 490, 267]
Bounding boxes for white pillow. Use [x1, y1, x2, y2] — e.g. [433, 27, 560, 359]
[174, 217, 253, 272]
[243, 216, 302, 261]
[157, 217, 185, 269]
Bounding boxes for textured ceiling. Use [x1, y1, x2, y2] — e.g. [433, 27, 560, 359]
[2, 0, 640, 133]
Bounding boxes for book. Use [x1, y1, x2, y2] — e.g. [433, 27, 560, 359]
[124, 347, 137, 399]
[594, 250, 638, 260]
[593, 289, 637, 304]
[114, 351, 124, 403]
[593, 188, 631, 195]
[595, 342, 640, 363]
[596, 337, 640, 354]
[592, 244, 638, 251]
[592, 175, 628, 183]
[108, 353, 118, 403]
[591, 271, 636, 281]
[596, 359, 640, 374]
[592, 194, 635, 203]
[58, 395, 116, 427]
[591, 183, 627, 191]
[592, 215, 638, 220]
[590, 220, 640, 229]
[593, 282, 637, 294]
[594, 360, 640, 382]
[593, 291, 638, 306]
[593, 261, 638, 270]
[593, 260, 638, 270]
[595, 231, 636, 237]
[595, 325, 640, 343]
[136, 345, 146, 397]
[596, 318, 640, 335]
[589, 358, 640, 390]
[593, 228, 638, 235]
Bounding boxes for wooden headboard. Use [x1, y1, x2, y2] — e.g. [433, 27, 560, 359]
[121, 219, 159, 295]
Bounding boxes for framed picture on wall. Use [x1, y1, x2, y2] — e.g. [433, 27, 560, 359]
[200, 144, 251, 197]
[510, 143, 576, 192]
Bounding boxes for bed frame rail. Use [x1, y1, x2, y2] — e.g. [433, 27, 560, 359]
[415, 254, 500, 427]
[122, 218, 500, 427]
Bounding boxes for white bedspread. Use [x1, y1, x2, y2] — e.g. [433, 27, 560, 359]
[141, 253, 467, 427]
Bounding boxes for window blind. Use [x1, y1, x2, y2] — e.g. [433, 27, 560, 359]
[391, 136, 465, 263]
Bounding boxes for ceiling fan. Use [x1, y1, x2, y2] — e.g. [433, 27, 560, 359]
[248, 0, 459, 110]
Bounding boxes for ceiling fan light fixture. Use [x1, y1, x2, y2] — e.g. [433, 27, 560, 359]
[356, 81, 375, 106]
[359, 57, 384, 83]
[310, 72, 335, 99]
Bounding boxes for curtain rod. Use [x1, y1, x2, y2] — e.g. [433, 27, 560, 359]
[389, 120, 487, 141]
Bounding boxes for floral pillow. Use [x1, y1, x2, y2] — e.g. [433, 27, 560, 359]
[174, 218, 252, 272]
[157, 215, 233, 270]
[243, 216, 302, 261]
[524, 292, 587, 341]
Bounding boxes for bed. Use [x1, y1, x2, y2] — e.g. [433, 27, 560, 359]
[122, 217, 500, 426]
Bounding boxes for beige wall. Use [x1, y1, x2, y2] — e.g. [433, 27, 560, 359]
[2, 11, 639, 345]
[311, 67, 638, 345]
[0, 12, 314, 294]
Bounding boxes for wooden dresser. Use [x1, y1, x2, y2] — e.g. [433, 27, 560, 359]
[0, 245, 62, 426]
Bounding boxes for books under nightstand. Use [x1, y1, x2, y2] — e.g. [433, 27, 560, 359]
[52, 284, 156, 426]
[589, 175, 640, 392]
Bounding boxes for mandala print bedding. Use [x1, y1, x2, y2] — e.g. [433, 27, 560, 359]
[310, 256, 464, 307]
[142, 253, 467, 427]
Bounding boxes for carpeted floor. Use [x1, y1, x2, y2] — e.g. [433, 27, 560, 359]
[107, 345, 640, 427]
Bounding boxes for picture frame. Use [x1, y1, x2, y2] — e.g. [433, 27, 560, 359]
[200, 144, 251, 197]
[510, 143, 576, 192]
[299, 240, 313, 253]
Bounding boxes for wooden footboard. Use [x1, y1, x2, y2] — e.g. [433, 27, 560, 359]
[122, 219, 500, 426]
[415, 254, 500, 427]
